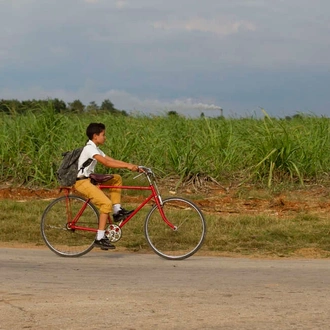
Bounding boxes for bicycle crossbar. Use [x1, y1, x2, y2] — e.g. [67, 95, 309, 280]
[64, 183, 176, 231]
[98, 185, 152, 191]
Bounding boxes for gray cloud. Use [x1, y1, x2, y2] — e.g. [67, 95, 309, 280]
[1, 0, 330, 117]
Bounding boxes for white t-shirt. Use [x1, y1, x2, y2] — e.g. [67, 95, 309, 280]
[77, 140, 105, 178]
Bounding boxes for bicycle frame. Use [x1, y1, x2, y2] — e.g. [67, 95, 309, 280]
[64, 175, 176, 233]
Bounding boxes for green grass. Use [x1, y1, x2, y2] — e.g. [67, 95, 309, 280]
[206, 213, 330, 257]
[2, 104, 330, 188]
[2, 198, 330, 258]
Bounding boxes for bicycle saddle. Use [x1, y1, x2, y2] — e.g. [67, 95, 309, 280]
[89, 173, 114, 184]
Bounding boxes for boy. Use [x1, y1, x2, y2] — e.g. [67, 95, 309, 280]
[74, 122, 141, 250]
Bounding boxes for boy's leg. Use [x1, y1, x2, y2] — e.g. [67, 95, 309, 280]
[104, 174, 134, 221]
[74, 179, 112, 217]
[74, 179, 115, 249]
[106, 173, 122, 205]
[99, 213, 108, 229]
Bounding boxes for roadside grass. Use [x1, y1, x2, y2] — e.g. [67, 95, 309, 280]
[2, 198, 330, 258]
[206, 213, 330, 257]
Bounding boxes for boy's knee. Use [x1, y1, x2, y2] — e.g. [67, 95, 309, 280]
[111, 174, 122, 185]
[100, 203, 112, 214]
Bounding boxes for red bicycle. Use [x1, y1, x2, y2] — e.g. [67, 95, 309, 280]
[40, 167, 206, 260]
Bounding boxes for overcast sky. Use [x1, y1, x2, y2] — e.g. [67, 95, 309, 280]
[1, 0, 330, 117]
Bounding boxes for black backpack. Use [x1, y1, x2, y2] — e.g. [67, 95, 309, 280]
[56, 147, 92, 186]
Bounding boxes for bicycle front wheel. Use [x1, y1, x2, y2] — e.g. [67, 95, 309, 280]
[144, 197, 206, 260]
[41, 195, 99, 257]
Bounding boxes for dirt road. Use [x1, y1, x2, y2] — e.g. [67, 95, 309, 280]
[1, 247, 330, 329]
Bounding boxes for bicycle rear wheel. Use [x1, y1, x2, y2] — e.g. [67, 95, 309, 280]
[144, 197, 206, 260]
[40, 195, 99, 257]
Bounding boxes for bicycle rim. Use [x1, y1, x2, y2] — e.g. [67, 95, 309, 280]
[144, 197, 206, 260]
[40, 195, 99, 257]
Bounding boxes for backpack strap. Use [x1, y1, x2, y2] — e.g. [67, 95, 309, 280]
[78, 158, 93, 176]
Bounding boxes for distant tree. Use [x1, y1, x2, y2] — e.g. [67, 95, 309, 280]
[100, 99, 129, 116]
[21, 99, 42, 112]
[167, 110, 179, 116]
[68, 100, 85, 113]
[0, 99, 7, 113]
[0, 99, 23, 114]
[119, 110, 129, 116]
[86, 101, 99, 112]
[52, 98, 67, 113]
[21, 100, 33, 109]
[200, 112, 205, 118]
[100, 99, 115, 112]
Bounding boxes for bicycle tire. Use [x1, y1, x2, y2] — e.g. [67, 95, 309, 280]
[40, 195, 99, 257]
[144, 197, 206, 260]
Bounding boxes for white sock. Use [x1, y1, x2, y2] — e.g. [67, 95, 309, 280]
[113, 204, 121, 214]
[96, 230, 105, 240]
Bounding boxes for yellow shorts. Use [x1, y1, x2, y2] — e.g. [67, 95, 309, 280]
[74, 174, 122, 214]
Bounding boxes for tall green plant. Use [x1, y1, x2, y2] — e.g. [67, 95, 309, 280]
[2, 106, 330, 188]
[242, 112, 304, 186]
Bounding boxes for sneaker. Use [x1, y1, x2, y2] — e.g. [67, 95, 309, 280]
[93, 237, 115, 250]
[113, 207, 134, 222]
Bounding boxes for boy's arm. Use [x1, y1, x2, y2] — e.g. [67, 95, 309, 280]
[93, 154, 139, 172]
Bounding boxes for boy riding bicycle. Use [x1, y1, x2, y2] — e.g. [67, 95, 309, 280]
[74, 122, 141, 250]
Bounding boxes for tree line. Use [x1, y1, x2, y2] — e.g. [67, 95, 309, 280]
[0, 98, 129, 116]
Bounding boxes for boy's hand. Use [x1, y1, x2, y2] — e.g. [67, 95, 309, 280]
[129, 165, 140, 172]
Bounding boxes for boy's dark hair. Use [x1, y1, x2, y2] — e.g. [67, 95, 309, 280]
[86, 123, 106, 140]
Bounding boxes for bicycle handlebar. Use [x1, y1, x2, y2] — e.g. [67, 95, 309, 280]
[138, 166, 153, 174]
[133, 166, 154, 180]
